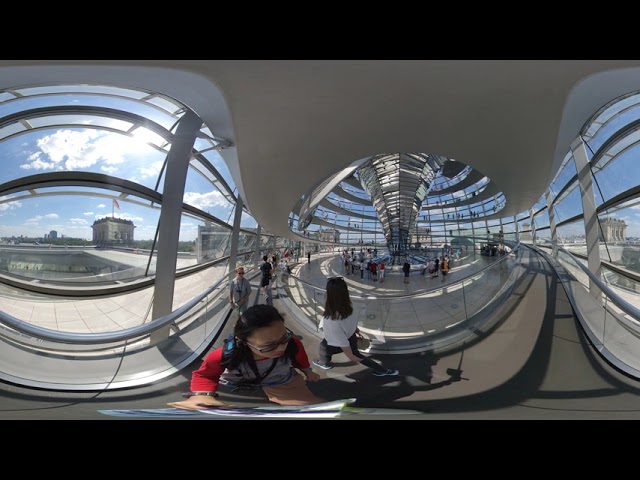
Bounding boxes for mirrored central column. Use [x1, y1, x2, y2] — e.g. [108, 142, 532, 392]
[357, 153, 446, 258]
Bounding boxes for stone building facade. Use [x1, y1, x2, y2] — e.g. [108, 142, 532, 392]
[600, 218, 627, 243]
[91, 218, 135, 245]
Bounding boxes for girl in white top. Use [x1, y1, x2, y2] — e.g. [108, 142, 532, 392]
[312, 277, 399, 377]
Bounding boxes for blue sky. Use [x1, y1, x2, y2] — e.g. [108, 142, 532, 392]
[1, 127, 636, 242]
[0, 86, 638, 244]
[0, 126, 256, 241]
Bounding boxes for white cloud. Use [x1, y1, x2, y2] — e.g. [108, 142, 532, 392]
[100, 213, 145, 223]
[179, 223, 199, 241]
[101, 165, 118, 174]
[138, 161, 164, 178]
[70, 218, 89, 225]
[19, 153, 57, 170]
[0, 196, 22, 212]
[18, 129, 155, 172]
[241, 211, 257, 227]
[134, 224, 157, 240]
[97, 204, 106, 209]
[83, 211, 94, 216]
[23, 214, 58, 225]
[183, 191, 231, 210]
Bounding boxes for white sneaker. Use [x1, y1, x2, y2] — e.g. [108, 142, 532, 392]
[373, 369, 399, 377]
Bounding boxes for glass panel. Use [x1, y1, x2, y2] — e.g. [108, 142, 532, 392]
[487, 223, 502, 235]
[236, 231, 257, 253]
[535, 226, 552, 247]
[549, 154, 577, 201]
[0, 122, 27, 141]
[26, 114, 134, 133]
[601, 264, 640, 306]
[145, 95, 184, 114]
[584, 93, 640, 138]
[602, 295, 640, 372]
[240, 210, 258, 230]
[0, 188, 163, 283]
[556, 250, 604, 351]
[534, 208, 550, 229]
[518, 217, 533, 244]
[0, 91, 16, 103]
[1, 127, 168, 191]
[586, 102, 640, 153]
[201, 151, 236, 194]
[0, 93, 181, 131]
[501, 221, 515, 234]
[17, 84, 149, 99]
[461, 252, 517, 320]
[592, 139, 640, 204]
[556, 218, 586, 256]
[183, 164, 235, 215]
[279, 245, 524, 353]
[195, 220, 232, 263]
[0, 264, 236, 390]
[597, 199, 640, 275]
[532, 195, 547, 213]
[553, 183, 582, 222]
[0, 327, 132, 388]
[456, 222, 474, 238]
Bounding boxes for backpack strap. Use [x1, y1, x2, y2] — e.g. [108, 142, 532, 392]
[222, 333, 235, 359]
[222, 334, 278, 382]
[246, 357, 279, 382]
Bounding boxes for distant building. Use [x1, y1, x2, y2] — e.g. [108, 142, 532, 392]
[197, 224, 230, 262]
[520, 223, 533, 242]
[600, 218, 627, 243]
[196, 223, 259, 262]
[91, 217, 135, 245]
[318, 228, 341, 243]
[49, 230, 57, 240]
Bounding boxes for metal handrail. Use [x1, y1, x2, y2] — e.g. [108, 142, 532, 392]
[551, 246, 640, 320]
[285, 242, 521, 301]
[0, 269, 258, 345]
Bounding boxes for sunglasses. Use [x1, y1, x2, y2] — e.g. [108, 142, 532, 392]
[237, 271, 245, 275]
[244, 330, 293, 353]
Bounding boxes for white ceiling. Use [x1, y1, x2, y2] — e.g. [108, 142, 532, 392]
[2, 60, 640, 239]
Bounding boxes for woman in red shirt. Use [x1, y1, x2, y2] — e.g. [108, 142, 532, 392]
[169, 305, 323, 409]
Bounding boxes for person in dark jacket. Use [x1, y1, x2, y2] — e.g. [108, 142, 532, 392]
[402, 259, 411, 284]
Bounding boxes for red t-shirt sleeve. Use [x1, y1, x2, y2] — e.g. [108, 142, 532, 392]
[190, 347, 225, 393]
[291, 336, 311, 370]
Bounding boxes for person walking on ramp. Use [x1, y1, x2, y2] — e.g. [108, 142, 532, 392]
[313, 277, 398, 377]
